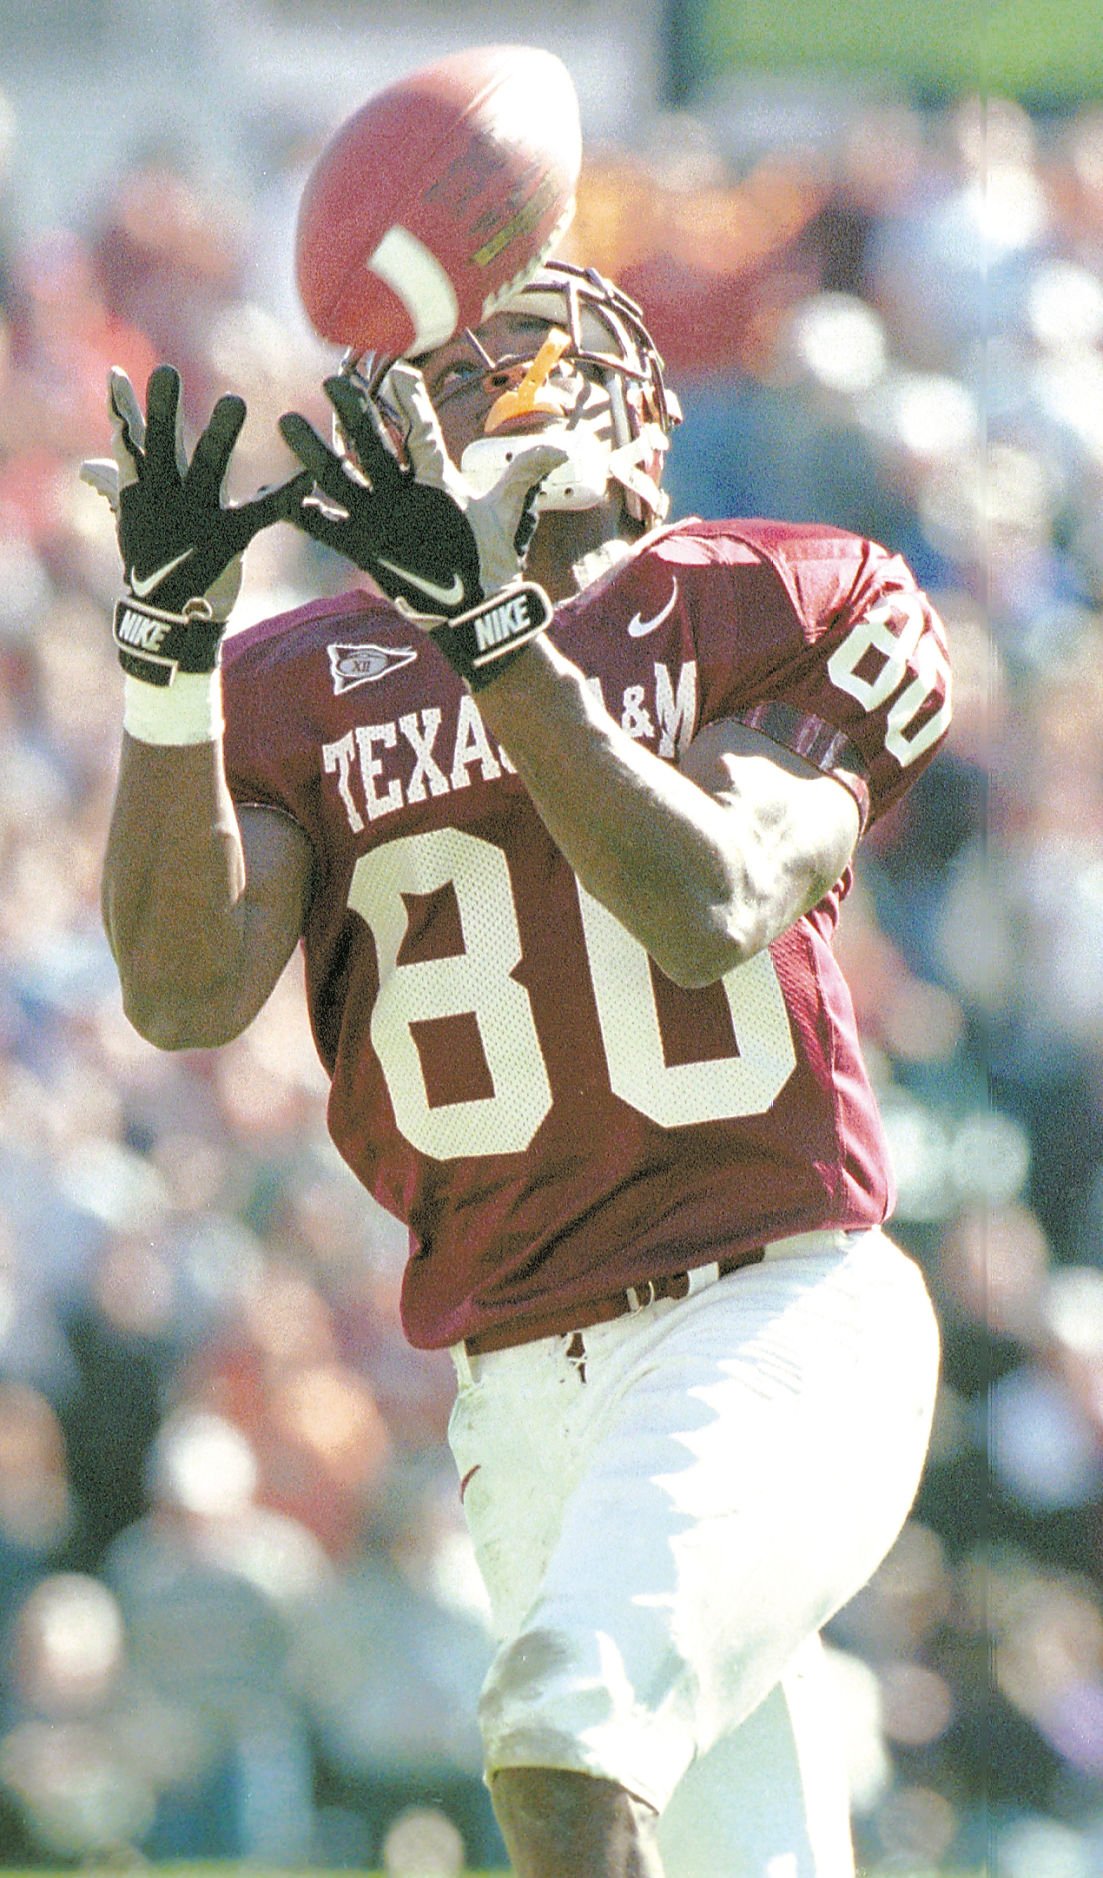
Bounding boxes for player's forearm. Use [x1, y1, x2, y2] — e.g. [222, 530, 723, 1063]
[475, 639, 763, 988]
[102, 735, 252, 1048]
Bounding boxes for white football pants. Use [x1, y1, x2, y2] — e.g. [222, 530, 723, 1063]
[447, 1227, 940, 1877]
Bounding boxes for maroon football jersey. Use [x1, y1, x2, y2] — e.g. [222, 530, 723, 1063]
[222, 519, 951, 1349]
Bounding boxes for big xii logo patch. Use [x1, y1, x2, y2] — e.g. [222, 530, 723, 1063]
[328, 642, 418, 695]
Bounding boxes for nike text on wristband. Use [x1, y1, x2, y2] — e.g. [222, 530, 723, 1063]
[432, 582, 554, 691]
[112, 594, 223, 687]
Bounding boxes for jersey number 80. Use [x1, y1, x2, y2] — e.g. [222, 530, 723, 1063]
[349, 828, 798, 1160]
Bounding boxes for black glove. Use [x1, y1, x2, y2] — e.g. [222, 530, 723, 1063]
[81, 365, 311, 686]
[279, 365, 566, 689]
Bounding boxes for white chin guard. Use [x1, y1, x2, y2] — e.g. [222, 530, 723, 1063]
[459, 427, 613, 512]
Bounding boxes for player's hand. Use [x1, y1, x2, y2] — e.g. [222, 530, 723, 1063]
[81, 366, 312, 683]
[279, 365, 567, 688]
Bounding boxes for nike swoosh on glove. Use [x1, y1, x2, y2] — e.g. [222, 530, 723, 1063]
[279, 366, 566, 690]
[81, 365, 312, 682]
[280, 366, 567, 617]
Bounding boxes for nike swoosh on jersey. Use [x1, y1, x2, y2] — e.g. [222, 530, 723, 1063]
[130, 548, 196, 599]
[376, 558, 466, 609]
[627, 580, 679, 637]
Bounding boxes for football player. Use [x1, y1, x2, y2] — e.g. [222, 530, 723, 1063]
[85, 260, 951, 1877]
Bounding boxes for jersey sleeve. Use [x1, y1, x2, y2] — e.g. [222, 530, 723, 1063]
[219, 594, 375, 834]
[221, 646, 309, 826]
[686, 525, 953, 831]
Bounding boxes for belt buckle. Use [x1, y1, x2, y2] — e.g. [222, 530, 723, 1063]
[625, 1278, 657, 1313]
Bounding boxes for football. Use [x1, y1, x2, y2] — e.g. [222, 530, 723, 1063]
[295, 43, 582, 359]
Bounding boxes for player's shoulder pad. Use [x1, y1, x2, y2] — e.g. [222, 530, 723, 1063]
[688, 516, 875, 560]
[629, 517, 873, 576]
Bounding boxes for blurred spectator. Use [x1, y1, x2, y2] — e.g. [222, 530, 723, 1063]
[101, 1407, 327, 1860]
[90, 146, 248, 418]
[0, 1572, 156, 1860]
[0, 1385, 80, 1609]
[288, 1456, 503, 1870]
[180, 1256, 394, 1560]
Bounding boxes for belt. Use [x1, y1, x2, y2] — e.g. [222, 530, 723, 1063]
[462, 1248, 765, 1358]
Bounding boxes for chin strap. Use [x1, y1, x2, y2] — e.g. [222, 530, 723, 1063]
[459, 420, 673, 524]
[607, 423, 673, 526]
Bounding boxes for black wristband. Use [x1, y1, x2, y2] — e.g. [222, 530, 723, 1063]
[429, 582, 553, 691]
[112, 595, 224, 687]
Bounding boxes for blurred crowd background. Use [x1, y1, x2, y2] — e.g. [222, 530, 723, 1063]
[0, 2, 1102, 1874]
